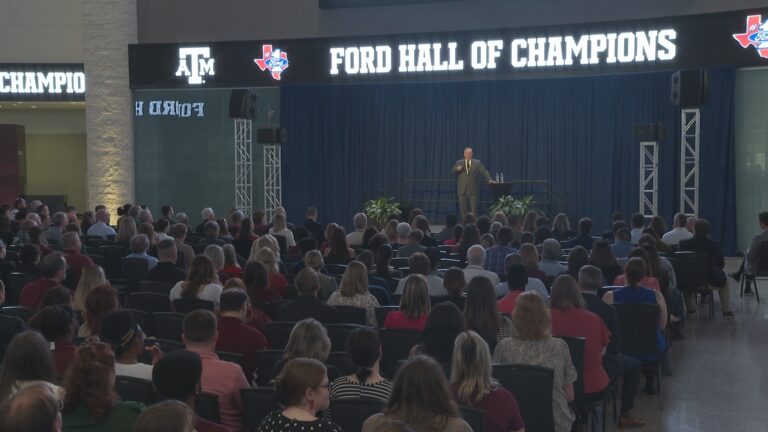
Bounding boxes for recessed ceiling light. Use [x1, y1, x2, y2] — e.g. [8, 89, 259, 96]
[30, 105, 37, 109]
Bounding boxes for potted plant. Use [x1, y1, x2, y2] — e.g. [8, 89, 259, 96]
[363, 196, 402, 228]
[488, 195, 535, 218]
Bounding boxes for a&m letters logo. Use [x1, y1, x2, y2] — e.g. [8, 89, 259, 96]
[733, 15, 768, 59]
[254, 45, 290, 81]
[175, 47, 215, 84]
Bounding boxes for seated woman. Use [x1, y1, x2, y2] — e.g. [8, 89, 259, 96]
[74, 265, 107, 313]
[79, 285, 119, 338]
[443, 224, 463, 247]
[100, 311, 163, 381]
[257, 358, 342, 432]
[0, 331, 63, 403]
[589, 240, 624, 286]
[252, 247, 289, 295]
[409, 302, 465, 375]
[438, 267, 466, 310]
[221, 244, 243, 279]
[373, 243, 403, 279]
[232, 218, 258, 259]
[28, 305, 77, 379]
[464, 276, 513, 353]
[383, 275, 430, 331]
[612, 248, 660, 291]
[519, 243, 548, 283]
[451, 331, 525, 432]
[362, 355, 472, 432]
[169, 255, 223, 305]
[327, 261, 380, 327]
[303, 250, 338, 301]
[330, 327, 392, 402]
[62, 342, 144, 431]
[242, 259, 281, 304]
[324, 227, 355, 263]
[550, 275, 610, 396]
[565, 246, 589, 279]
[493, 292, 576, 432]
[203, 245, 229, 285]
[271, 318, 332, 381]
[268, 213, 296, 249]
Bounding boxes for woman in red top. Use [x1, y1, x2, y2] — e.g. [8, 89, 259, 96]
[612, 248, 660, 291]
[549, 275, 610, 395]
[320, 223, 339, 253]
[253, 247, 288, 295]
[384, 275, 430, 331]
[443, 225, 463, 247]
[221, 244, 242, 279]
[519, 243, 548, 284]
[451, 331, 524, 432]
[241, 260, 275, 332]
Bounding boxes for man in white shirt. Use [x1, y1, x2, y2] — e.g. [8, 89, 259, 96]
[629, 213, 645, 245]
[86, 208, 116, 239]
[125, 234, 159, 270]
[495, 253, 549, 300]
[662, 213, 694, 246]
[463, 245, 500, 286]
[395, 252, 446, 296]
[346, 213, 367, 246]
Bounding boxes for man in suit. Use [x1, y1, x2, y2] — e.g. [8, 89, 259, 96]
[453, 147, 493, 217]
[279, 267, 338, 324]
[303, 207, 325, 245]
[678, 219, 734, 319]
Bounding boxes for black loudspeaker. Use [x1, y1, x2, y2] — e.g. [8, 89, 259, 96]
[257, 128, 286, 144]
[633, 123, 667, 142]
[228, 89, 259, 119]
[671, 70, 709, 107]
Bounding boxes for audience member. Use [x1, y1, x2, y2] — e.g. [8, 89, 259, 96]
[374, 243, 403, 279]
[345, 212, 367, 246]
[0, 383, 62, 432]
[443, 224, 463, 247]
[252, 210, 268, 235]
[44, 212, 67, 244]
[385, 275, 430, 331]
[269, 213, 295, 248]
[397, 229, 427, 258]
[551, 213, 574, 242]
[19, 252, 67, 308]
[439, 267, 466, 310]
[362, 355, 472, 432]
[60, 232, 93, 288]
[86, 209, 115, 240]
[331, 327, 392, 403]
[100, 311, 161, 381]
[195, 208, 216, 235]
[228, 210, 244, 238]
[198, 221, 226, 248]
[145, 239, 186, 284]
[519, 243, 547, 283]
[73, 265, 106, 313]
[171, 223, 195, 269]
[115, 216, 137, 246]
[280, 268, 339, 324]
[463, 245, 501, 285]
[28, 305, 76, 378]
[493, 292, 576, 432]
[538, 239, 566, 278]
[328, 261, 380, 326]
[39, 286, 73, 309]
[170, 255, 223, 305]
[242, 260, 281, 303]
[182, 310, 249, 431]
[496, 263, 529, 314]
[216, 288, 269, 381]
[464, 276, 513, 352]
[0, 331, 62, 403]
[613, 248, 661, 291]
[484, 227, 517, 275]
[629, 213, 645, 245]
[125, 234, 158, 270]
[302, 207, 324, 245]
[611, 228, 633, 259]
[0, 280, 26, 362]
[232, 218, 257, 259]
[221, 244, 242, 279]
[565, 245, 589, 279]
[562, 217, 595, 250]
[662, 213, 694, 247]
[253, 247, 288, 294]
[272, 318, 332, 380]
[395, 253, 446, 296]
[132, 400, 195, 432]
[156, 218, 172, 242]
[435, 214, 458, 243]
[589, 240, 624, 286]
[303, 250, 338, 301]
[410, 302, 465, 368]
[495, 254, 549, 301]
[79, 285, 118, 337]
[450, 331, 524, 432]
[16, 244, 41, 275]
[533, 216, 552, 244]
[455, 224, 481, 258]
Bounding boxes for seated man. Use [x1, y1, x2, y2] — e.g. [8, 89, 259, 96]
[495, 254, 549, 301]
[145, 239, 186, 284]
[346, 212, 368, 246]
[0, 384, 62, 432]
[279, 268, 339, 324]
[216, 288, 269, 382]
[397, 229, 426, 258]
[562, 217, 596, 250]
[463, 245, 500, 286]
[395, 252, 446, 297]
[19, 252, 67, 308]
[538, 238, 567, 278]
[496, 263, 528, 314]
[629, 213, 645, 246]
[153, 349, 229, 432]
[197, 221, 227, 247]
[662, 213, 693, 247]
[171, 223, 195, 270]
[611, 228, 633, 259]
[484, 227, 518, 276]
[679, 219, 734, 319]
[86, 208, 116, 240]
[126, 234, 159, 270]
[44, 212, 67, 244]
[195, 207, 216, 235]
[60, 232, 93, 288]
[732, 211, 768, 284]
[182, 310, 249, 432]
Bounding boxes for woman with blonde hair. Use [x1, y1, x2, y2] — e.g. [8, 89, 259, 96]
[251, 234, 282, 263]
[115, 216, 137, 245]
[169, 255, 222, 305]
[74, 265, 107, 312]
[383, 219, 399, 244]
[521, 211, 538, 234]
[269, 213, 295, 248]
[269, 318, 332, 380]
[451, 331, 524, 432]
[551, 213, 573, 242]
[138, 222, 158, 247]
[383, 275, 430, 331]
[221, 244, 242, 279]
[253, 246, 288, 295]
[203, 244, 229, 284]
[493, 292, 576, 432]
[327, 261, 380, 327]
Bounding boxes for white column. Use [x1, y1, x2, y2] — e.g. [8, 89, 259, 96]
[82, 0, 137, 220]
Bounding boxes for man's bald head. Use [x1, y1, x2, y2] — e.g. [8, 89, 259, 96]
[0, 384, 61, 432]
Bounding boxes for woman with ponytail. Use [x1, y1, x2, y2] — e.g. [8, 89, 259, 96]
[330, 327, 392, 402]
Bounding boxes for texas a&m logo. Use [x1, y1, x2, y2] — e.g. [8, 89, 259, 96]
[175, 47, 215, 85]
[733, 15, 768, 59]
[254, 45, 290, 81]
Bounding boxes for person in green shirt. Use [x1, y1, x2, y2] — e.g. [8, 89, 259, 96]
[61, 342, 144, 432]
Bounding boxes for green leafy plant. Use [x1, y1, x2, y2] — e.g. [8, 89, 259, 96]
[488, 195, 536, 218]
[364, 196, 402, 226]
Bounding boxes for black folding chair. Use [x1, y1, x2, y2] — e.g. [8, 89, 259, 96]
[114, 376, 156, 405]
[241, 387, 279, 430]
[379, 329, 422, 378]
[124, 308, 154, 337]
[172, 299, 214, 314]
[253, 350, 285, 387]
[216, 350, 244, 368]
[264, 321, 296, 350]
[97, 245, 129, 282]
[327, 351, 357, 376]
[672, 251, 714, 321]
[459, 405, 486, 432]
[334, 305, 367, 325]
[741, 241, 768, 303]
[614, 303, 663, 409]
[556, 336, 590, 427]
[126, 292, 171, 313]
[492, 364, 555, 432]
[121, 258, 149, 294]
[326, 323, 371, 352]
[139, 280, 174, 295]
[1, 306, 38, 322]
[324, 264, 348, 276]
[368, 285, 392, 306]
[196, 392, 221, 423]
[152, 312, 185, 341]
[391, 257, 409, 269]
[375, 306, 398, 329]
[330, 398, 385, 432]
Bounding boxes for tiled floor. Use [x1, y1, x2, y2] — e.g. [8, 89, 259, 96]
[606, 258, 768, 431]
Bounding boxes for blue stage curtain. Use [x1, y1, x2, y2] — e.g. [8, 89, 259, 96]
[280, 68, 736, 252]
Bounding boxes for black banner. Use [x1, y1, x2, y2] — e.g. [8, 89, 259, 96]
[129, 8, 768, 89]
[0, 64, 85, 101]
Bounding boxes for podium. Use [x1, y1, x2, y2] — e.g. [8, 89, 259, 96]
[489, 182, 513, 202]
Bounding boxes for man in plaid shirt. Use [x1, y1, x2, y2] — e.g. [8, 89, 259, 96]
[484, 227, 518, 276]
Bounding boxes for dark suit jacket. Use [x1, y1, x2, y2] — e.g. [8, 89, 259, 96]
[679, 236, 726, 287]
[453, 158, 492, 195]
[562, 233, 596, 250]
[582, 292, 620, 356]
[145, 262, 187, 285]
[279, 295, 339, 324]
[303, 219, 325, 245]
[0, 312, 26, 362]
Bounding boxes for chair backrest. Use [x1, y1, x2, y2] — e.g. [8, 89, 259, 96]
[264, 321, 296, 350]
[268, 299, 291, 321]
[172, 299, 214, 314]
[440, 258, 462, 268]
[758, 241, 768, 275]
[5, 273, 40, 306]
[492, 364, 555, 432]
[555, 336, 585, 403]
[368, 285, 391, 306]
[385, 277, 400, 293]
[121, 258, 149, 294]
[152, 312, 185, 341]
[326, 351, 357, 376]
[614, 303, 660, 357]
[216, 350, 244, 368]
[375, 306, 399, 329]
[330, 398, 386, 432]
[97, 245, 129, 280]
[459, 405, 486, 432]
[138, 280, 174, 295]
[334, 305, 367, 325]
[241, 387, 279, 431]
[597, 286, 621, 299]
[391, 293, 402, 305]
[391, 257, 409, 269]
[253, 350, 285, 387]
[672, 251, 710, 293]
[273, 235, 288, 254]
[324, 264, 348, 275]
[195, 392, 221, 424]
[326, 324, 371, 352]
[114, 376, 156, 405]
[1, 306, 38, 322]
[123, 308, 154, 337]
[379, 329, 423, 378]
[126, 292, 171, 313]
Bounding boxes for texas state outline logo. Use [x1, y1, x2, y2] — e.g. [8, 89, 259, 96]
[733, 14, 768, 59]
[254, 45, 290, 80]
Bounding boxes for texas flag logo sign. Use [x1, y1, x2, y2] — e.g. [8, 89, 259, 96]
[254, 45, 290, 80]
[733, 15, 768, 59]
